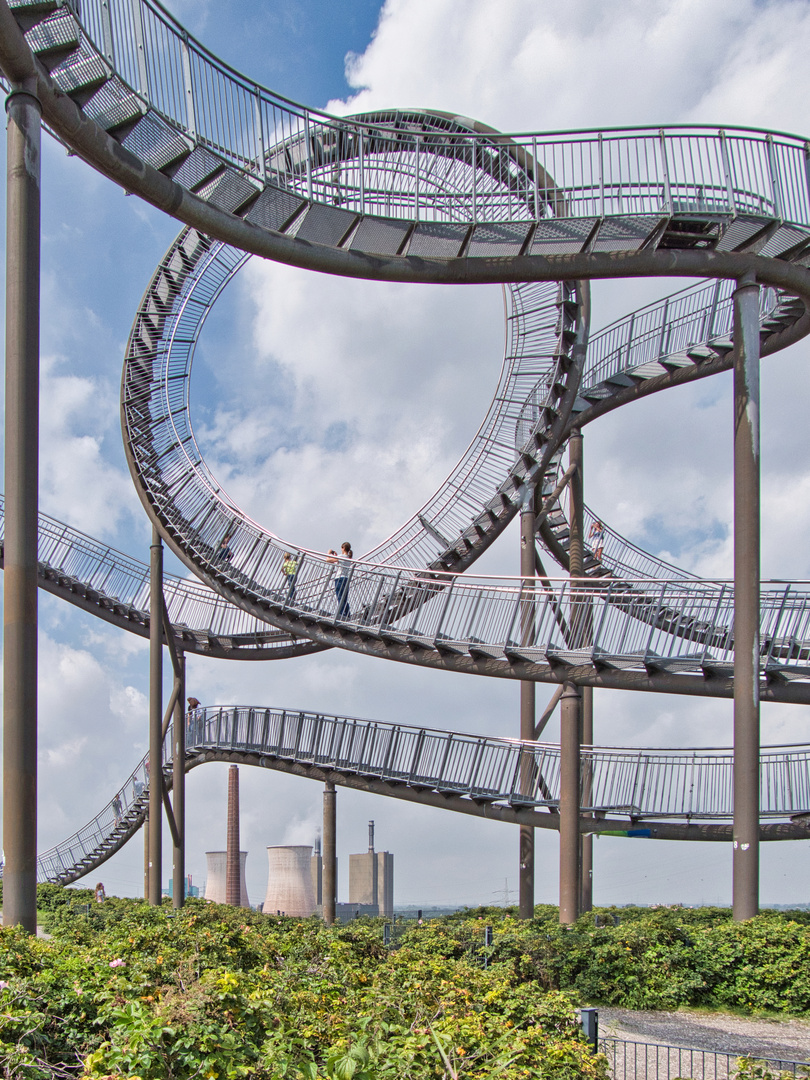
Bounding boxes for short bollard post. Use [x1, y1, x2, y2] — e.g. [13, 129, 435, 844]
[579, 1008, 598, 1052]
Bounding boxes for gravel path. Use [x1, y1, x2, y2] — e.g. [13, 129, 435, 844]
[600, 1008, 810, 1064]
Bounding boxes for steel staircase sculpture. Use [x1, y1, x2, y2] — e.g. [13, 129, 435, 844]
[3, 0, 810, 888]
[37, 705, 810, 886]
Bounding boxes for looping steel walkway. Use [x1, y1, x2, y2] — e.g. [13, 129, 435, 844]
[3, 0, 810, 891]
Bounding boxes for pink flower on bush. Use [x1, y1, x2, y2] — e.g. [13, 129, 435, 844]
[108, 959, 125, 968]
[0, 981, 9, 990]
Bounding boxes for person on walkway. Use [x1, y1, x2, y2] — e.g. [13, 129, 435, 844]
[215, 533, 234, 563]
[112, 794, 123, 826]
[327, 542, 353, 618]
[281, 552, 299, 602]
[94, 882, 106, 903]
[589, 519, 605, 563]
[187, 697, 202, 743]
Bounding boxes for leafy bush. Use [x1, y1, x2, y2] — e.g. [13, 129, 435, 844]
[1, 893, 808, 1077]
[0, 893, 608, 1079]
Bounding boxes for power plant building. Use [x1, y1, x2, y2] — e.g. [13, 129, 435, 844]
[348, 821, 393, 918]
[263, 845, 317, 917]
[204, 851, 249, 907]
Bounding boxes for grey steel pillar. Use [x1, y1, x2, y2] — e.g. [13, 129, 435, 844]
[323, 781, 336, 925]
[172, 653, 186, 909]
[571, 426, 593, 913]
[580, 685, 593, 913]
[559, 683, 581, 924]
[560, 429, 584, 925]
[3, 85, 42, 933]
[518, 488, 536, 918]
[143, 810, 150, 900]
[732, 274, 760, 921]
[148, 527, 163, 905]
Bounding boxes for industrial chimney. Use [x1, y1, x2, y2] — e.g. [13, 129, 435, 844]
[226, 765, 240, 906]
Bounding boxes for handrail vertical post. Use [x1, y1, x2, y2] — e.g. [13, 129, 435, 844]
[707, 278, 722, 340]
[253, 87, 267, 182]
[764, 584, 791, 670]
[129, 0, 150, 101]
[597, 132, 604, 218]
[415, 134, 421, 222]
[658, 129, 672, 215]
[180, 35, 197, 140]
[471, 136, 477, 224]
[732, 272, 761, 921]
[657, 297, 669, 357]
[3, 83, 42, 933]
[720, 129, 736, 215]
[304, 110, 313, 201]
[766, 133, 783, 220]
[358, 125, 365, 215]
[100, 0, 115, 66]
[531, 136, 539, 221]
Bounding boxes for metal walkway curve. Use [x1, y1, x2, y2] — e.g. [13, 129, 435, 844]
[4, 0, 810, 298]
[3, 0, 810, 904]
[0, 496, 323, 660]
[3, 0, 810, 703]
[37, 705, 810, 887]
[120, 222, 810, 702]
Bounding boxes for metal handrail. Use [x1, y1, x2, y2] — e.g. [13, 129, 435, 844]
[119, 215, 810, 688]
[0, 495, 318, 655]
[28, 704, 810, 884]
[22, 3, 810, 231]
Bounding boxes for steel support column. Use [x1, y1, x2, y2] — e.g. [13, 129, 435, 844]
[143, 810, 150, 900]
[573, 425, 593, 914]
[323, 781, 336, 925]
[148, 527, 163, 905]
[732, 274, 761, 921]
[3, 84, 41, 932]
[172, 653, 186, 909]
[519, 488, 536, 918]
[560, 429, 584, 925]
[580, 685, 594, 912]
[559, 683, 581, 924]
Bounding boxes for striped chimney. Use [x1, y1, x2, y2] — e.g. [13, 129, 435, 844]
[226, 765, 241, 906]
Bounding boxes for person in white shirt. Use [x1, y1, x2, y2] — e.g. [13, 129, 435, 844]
[327, 542, 353, 618]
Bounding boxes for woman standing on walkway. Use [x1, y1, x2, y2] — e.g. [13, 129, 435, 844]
[327, 542, 353, 618]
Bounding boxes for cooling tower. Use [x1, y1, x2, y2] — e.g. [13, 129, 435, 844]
[204, 851, 249, 907]
[263, 845, 316, 917]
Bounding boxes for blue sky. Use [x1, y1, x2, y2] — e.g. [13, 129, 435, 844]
[5, 0, 810, 908]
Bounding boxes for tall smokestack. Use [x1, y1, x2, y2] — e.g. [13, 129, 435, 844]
[368, 820, 375, 853]
[226, 765, 240, 906]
